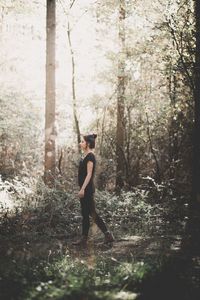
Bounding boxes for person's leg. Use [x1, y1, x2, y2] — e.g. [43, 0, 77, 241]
[72, 196, 90, 245]
[80, 197, 90, 237]
[89, 195, 114, 242]
[89, 195, 108, 233]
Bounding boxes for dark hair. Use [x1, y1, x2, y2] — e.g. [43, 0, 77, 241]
[83, 133, 97, 149]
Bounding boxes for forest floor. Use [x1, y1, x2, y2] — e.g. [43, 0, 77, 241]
[1, 226, 200, 300]
[0, 186, 200, 300]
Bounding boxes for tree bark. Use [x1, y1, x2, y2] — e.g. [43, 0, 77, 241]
[116, 0, 126, 190]
[44, 0, 56, 186]
[193, 0, 200, 204]
[67, 20, 81, 152]
[168, 64, 178, 179]
[146, 113, 161, 183]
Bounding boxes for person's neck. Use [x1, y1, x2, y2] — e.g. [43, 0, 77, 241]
[83, 149, 92, 156]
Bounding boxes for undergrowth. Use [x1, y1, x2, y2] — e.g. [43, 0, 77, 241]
[0, 176, 188, 300]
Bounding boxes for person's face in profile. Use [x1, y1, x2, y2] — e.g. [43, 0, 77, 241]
[79, 138, 87, 151]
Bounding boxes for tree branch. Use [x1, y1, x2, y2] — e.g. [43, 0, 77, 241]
[167, 17, 195, 91]
[70, 0, 76, 9]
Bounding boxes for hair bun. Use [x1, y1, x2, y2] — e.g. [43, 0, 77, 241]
[93, 133, 97, 139]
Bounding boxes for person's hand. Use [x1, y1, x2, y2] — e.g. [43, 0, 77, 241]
[78, 189, 85, 198]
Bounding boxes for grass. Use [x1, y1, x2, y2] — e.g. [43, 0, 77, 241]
[0, 177, 189, 300]
[0, 246, 163, 300]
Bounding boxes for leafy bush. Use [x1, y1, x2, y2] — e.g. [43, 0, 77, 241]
[0, 175, 185, 238]
[21, 254, 161, 300]
[0, 91, 43, 179]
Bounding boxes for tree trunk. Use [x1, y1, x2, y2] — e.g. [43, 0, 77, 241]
[146, 113, 161, 183]
[116, 0, 126, 190]
[67, 20, 81, 152]
[193, 0, 200, 204]
[179, 0, 200, 262]
[168, 65, 178, 179]
[0, 6, 4, 34]
[44, 0, 56, 186]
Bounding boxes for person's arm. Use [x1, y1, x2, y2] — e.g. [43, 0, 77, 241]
[78, 161, 93, 198]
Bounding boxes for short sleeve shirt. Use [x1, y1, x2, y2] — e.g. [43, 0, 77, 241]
[78, 152, 96, 193]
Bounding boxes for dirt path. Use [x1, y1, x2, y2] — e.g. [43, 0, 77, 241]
[1, 232, 199, 300]
[0, 232, 182, 262]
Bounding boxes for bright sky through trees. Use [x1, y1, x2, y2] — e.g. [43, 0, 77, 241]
[0, 0, 172, 145]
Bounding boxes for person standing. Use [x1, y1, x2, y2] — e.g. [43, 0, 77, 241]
[72, 134, 114, 246]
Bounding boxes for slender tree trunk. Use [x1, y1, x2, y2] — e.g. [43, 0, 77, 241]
[44, 0, 56, 186]
[0, 6, 4, 35]
[193, 0, 200, 204]
[67, 21, 81, 152]
[146, 113, 161, 183]
[100, 105, 107, 155]
[125, 106, 130, 181]
[168, 65, 178, 179]
[116, 0, 126, 190]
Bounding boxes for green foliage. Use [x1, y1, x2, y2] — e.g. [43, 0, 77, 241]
[0, 176, 81, 237]
[0, 174, 188, 300]
[0, 91, 43, 179]
[0, 174, 186, 239]
[0, 250, 162, 300]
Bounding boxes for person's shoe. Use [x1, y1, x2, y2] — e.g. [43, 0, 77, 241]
[104, 231, 114, 243]
[72, 236, 88, 246]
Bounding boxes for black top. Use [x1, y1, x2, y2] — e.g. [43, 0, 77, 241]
[78, 152, 96, 193]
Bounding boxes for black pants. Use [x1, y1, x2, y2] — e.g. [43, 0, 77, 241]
[80, 192, 108, 237]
